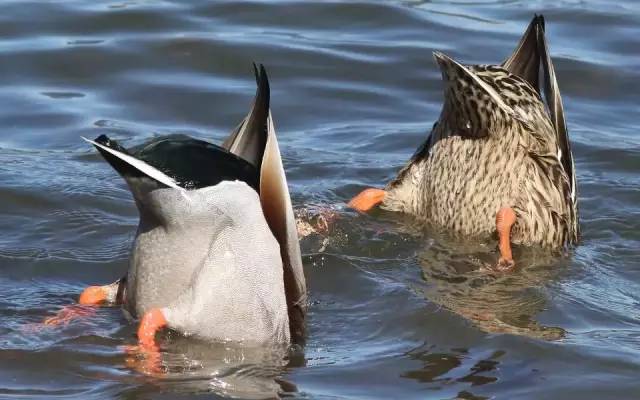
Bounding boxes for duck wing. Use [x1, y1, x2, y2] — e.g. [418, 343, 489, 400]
[225, 64, 307, 343]
[86, 134, 259, 191]
[259, 109, 307, 345]
[222, 63, 270, 169]
[503, 14, 578, 239]
[83, 135, 181, 190]
[387, 52, 521, 190]
[502, 15, 543, 93]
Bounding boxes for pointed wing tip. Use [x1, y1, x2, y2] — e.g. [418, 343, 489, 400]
[432, 50, 447, 60]
[526, 14, 545, 34]
[258, 64, 270, 95]
[432, 51, 455, 68]
[254, 63, 270, 108]
[259, 63, 268, 79]
[432, 51, 468, 77]
[81, 134, 113, 149]
[251, 62, 270, 89]
[434, 51, 516, 119]
[252, 62, 259, 85]
[85, 135, 181, 189]
[80, 136, 103, 149]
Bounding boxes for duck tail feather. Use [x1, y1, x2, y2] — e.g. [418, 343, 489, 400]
[222, 64, 271, 169]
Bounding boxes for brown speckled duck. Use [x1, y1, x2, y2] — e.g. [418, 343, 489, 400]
[349, 15, 579, 269]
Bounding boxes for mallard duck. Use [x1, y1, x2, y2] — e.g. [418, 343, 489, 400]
[49, 65, 307, 347]
[349, 15, 579, 269]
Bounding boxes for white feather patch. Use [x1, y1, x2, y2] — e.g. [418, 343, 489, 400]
[82, 136, 182, 190]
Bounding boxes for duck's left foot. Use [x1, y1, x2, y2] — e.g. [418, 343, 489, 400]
[348, 188, 386, 212]
[495, 207, 517, 271]
[78, 286, 109, 305]
[42, 282, 120, 327]
[137, 308, 167, 350]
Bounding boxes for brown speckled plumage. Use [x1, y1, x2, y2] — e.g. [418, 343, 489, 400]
[383, 15, 579, 249]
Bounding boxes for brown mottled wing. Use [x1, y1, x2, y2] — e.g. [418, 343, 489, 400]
[502, 15, 574, 203]
[504, 15, 578, 241]
[390, 51, 520, 190]
[502, 14, 544, 93]
[223, 63, 270, 169]
[537, 19, 576, 203]
[434, 52, 520, 138]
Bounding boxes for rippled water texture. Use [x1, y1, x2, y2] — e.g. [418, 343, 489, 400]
[1, 1, 639, 399]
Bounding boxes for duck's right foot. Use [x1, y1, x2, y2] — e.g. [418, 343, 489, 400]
[494, 206, 517, 271]
[137, 308, 167, 350]
[348, 188, 386, 212]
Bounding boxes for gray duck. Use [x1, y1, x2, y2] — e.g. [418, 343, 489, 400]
[46, 65, 307, 348]
[349, 15, 579, 269]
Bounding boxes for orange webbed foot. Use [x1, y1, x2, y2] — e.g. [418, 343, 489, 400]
[137, 308, 167, 350]
[79, 286, 109, 305]
[41, 285, 108, 327]
[348, 188, 386, 212]
[495, 207, 517, 271]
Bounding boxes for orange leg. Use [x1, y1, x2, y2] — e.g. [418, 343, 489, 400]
[42, 285, 110, 326]
[123, 307, 167, 376]
[495, 207, 517, 271]
[348, 188, 386, 212]
[79, 286, 109, 305]
[137, 308, 167, 350]
[124, 343, 164, 376]
[42, 280, 124, 327]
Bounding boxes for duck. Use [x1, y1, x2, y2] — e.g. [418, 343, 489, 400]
[349, 15, 579, 269]
[49, 65, 307, 348]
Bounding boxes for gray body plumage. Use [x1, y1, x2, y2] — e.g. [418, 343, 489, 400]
[383, 16, 579, 249]
[87, 65, 306, 344]
[126, 182, 289, 343]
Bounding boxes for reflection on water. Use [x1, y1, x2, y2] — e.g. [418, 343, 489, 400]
[417, 233, 567, 340]
[402, 344, 503, 388]
[124, 336, 295, 398]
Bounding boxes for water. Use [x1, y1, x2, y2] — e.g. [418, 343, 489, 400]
[1, 0, 639, 398]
